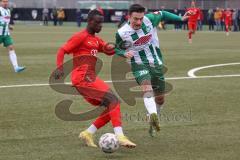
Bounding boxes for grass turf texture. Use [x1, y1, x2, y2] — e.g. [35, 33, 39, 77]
[0, 23, 240, 160]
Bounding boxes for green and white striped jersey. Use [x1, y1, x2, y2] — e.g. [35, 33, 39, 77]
[115, 11, 182, 67]
[0, 6, 11, 36]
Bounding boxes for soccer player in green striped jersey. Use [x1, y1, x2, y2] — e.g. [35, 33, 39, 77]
[0, 0, 25, 73]
[115, 4, 189, 136]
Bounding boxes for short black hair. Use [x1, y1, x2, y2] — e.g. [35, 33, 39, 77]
[128, 4, 145, 15]
[87, 9, 103, 21]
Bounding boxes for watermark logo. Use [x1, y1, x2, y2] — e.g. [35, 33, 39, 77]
[49, 42, 174, 121]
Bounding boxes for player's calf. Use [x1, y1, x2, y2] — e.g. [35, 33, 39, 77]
[7, 46, 26, 73]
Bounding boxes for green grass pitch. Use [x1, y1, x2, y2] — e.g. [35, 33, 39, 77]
[0, 23, 240, 160]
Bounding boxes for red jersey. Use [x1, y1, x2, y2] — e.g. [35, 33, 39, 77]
[57, 29, 114, 81]
[224, 10, 232, 22]
[187, 8, 200, 22]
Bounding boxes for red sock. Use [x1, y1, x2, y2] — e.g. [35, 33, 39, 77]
[109, 103, 122, 127]
[93, 102, 122, 129]
[188, 31, 192, 39]
[93, 110, 110, 129]
[226, 26, 229, 32]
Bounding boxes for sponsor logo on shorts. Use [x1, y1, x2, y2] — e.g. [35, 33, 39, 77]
[138, 70, 149, 76]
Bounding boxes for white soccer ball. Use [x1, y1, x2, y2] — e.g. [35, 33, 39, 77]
[99, 133, 119, 153]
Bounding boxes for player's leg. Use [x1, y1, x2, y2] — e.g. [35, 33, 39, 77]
[151, 66, 165, 116]
[77, 77, 135, 148]
[188, 22, 193, 43]
[132, 64, 160, 133]
[102, 91, 136, 148]
[189, 22, 197, 43]
[80, 106, 110, 148]
[76, 80, 110, 147]
[4, 36, 25, 73]
[148, 66, 165, 136]
[192, 22, 197, 34]
[225, 21, 230, 36]
[75, 78, 110, 147]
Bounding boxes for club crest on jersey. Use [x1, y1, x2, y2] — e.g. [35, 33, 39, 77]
[133, 34, 152, 46]
[146, 26, 151, 33]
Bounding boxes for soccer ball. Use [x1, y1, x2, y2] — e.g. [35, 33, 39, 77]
[99, 133, 119, 153]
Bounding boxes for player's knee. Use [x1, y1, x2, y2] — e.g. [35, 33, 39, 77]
[141, 80, 152, 94]
[101, 91, 119, 107]
[155, 96, 165, 105]
[8, 45, 14, 51]
[142, 86, 153, 94]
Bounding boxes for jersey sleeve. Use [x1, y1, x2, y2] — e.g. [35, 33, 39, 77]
[97, 37, 115, 55]
[145, 11, 182, 27]
[62, 33, 86, 54]
[114, 32, 126, 57]
[197, 9, 201, 18]
[97, 37, 106, 52]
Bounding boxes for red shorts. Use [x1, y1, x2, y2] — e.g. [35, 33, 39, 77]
[188, 22, 197, 31]
[71, 72, 109, 106]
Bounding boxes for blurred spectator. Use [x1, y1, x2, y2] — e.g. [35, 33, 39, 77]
[9, 5, 14, 25]
[208, 9, 215, 31]
[52, 7, 58, 26]
[158, 6, 166, 30]
[174, 9, 181, 30]
[118, 11, 128, 28]
[182, 7, 188, 30]
[238, 10, 240, 30]
[42, 8, 49, 26]
[9, 3, 16, 25]
[223, 8, 233, 35]
[214, 8, 222, 31]
[76, 9, 82, 27]
[232, 9, 239, 31]
[57, 7, 65, 26]
[197, 9, 204, 30]
[220, 8, 225, 31]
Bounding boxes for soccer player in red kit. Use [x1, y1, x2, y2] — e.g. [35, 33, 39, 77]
[224, 8, 232, 36]
[186, 1, 200, 43]
[55, 10, 136, 148]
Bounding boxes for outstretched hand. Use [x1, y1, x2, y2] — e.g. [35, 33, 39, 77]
[124, 51, 134, 59]
[182, 11, 193, 21]
[54, 68, 64, 80]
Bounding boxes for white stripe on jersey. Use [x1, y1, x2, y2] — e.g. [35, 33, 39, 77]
[152, 45, 162, 65]
[118, 16, 163, 66]
[0, 7, 11, 36]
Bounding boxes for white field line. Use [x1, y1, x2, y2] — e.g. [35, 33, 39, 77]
[1, 74, 240, 89]
[188, 62, 240, 78]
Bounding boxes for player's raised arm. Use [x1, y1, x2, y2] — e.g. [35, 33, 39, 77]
[97, 37, 115, 56]
[145, 11, 188, 27]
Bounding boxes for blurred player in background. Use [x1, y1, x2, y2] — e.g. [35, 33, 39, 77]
[186, 1, 200, 43]
[118, 11, 128, 28]
[0, 0, 25, 72]
[223, 8, 232, 36]
[115, 4, 189, 136]
[55, 9, 136, 148]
